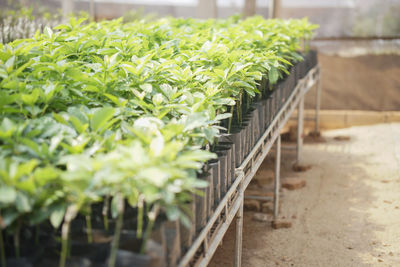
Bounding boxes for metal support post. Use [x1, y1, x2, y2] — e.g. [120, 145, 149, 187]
[234, 197, 243, 267]
[273, 135, 281, 219]
[296, 96, 304, 164]
[315, 70, 322, 134]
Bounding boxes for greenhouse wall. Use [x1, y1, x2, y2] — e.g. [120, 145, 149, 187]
[1, 0, 399, 38]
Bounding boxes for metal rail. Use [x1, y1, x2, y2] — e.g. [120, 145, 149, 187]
[178, 65, 321, 267]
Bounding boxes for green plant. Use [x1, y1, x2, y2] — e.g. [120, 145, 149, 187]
[0, 15, 317, 266]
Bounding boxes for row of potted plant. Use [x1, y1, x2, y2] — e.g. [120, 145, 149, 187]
[0, 5, 66, 44]
[182, 49, 318, 263]
[0, 15, 317, 267]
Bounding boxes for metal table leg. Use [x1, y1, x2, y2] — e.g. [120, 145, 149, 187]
[296, 96, 304, 164]
[273, 135, 281, 219]
[234, 197, 243, 267]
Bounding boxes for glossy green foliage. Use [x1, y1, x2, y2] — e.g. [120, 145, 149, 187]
[0, 15, 317, 254]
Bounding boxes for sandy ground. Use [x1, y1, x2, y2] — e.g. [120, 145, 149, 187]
[209, 123, 400, 267]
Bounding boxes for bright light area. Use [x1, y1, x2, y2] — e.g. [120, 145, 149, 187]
[78, 0, 356, 8]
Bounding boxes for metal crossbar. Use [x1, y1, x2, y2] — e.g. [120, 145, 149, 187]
[178, 65, 320, 267]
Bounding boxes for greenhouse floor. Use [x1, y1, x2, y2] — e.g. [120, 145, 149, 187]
[209, 123, 400, 266]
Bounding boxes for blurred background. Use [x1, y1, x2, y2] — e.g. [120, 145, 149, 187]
[1, 0, 399, 116]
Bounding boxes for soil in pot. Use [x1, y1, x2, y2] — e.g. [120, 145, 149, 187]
[1, 258, 33, 267]
[112, 231, 165, 267]
[35, 257, 91, 267]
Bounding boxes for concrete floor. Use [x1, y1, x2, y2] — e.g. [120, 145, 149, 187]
[209, 123, 400, 267]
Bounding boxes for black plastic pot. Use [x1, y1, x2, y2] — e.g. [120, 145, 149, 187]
[203, 166, 214, 220]
[269, 91, 276, 120]
[294, 61, 300, 84]
[208, 159, 221, 208]
[277, 79, 287, 108]
[219, 128, 242, 168]
[179, 200, 195, 254]
[162, 221, 181, 267]
[264, 96, 272, 130]
[282, 75, 290, 101]
[248, 107, 260, 147]
[280, 79, 287, 105]
[304, 50, 317, 74]
[241, 120, 250, 158]
[287, 67, 296, 95]
[257, 100, 267, 138]
[222, 142, 235, 185]
[310, 50, 318, 70]
[297, 57, 306, 79]
[216, 151, 228, 198]
[275, 86, 282, 113]
[215, 143, 233, 188]
[195, 172, 209, 234]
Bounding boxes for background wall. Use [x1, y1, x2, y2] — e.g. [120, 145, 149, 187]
[305, 53, 400, 111]
[2, 0, 399, 38]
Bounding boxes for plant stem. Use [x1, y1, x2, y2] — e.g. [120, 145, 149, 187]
[86, 213, 93, 244]
[238, 93, 243, 125]
[137, 195, 144, 239]
[0, 229, 6, 267]
[13, 219, 21, 259]
[228, 105, 234, 134]
[102, 196, 109, 231]
[108, 194, 124, 267]
[140, 204, 159, 254]
[59, 205, 78, 267]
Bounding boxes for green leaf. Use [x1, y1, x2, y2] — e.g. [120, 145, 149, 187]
[111, 196, 118, 219]
[184, 113, 208, 132]
[5, 56, 15, 73]
[15, 160, 38, 179]
[104, 93, 127, 107]
[0, 68, 8, 79]
[139, 83, 153, 93]
[179, 150, 216, 164]
[16, 192, 31, 213]
[214, 113, 232, 121]
[90, 107, 116, 132]
[268, 67, 279, 84]
[50, 205, 66, 228]
[53, 113, 68, 125]
[20, 138, 41, 156]
[0, 186, 17, 204]
[69, 115, 89, 134]
[44, 26, 53, 39]
[1, 210, 18, 228]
